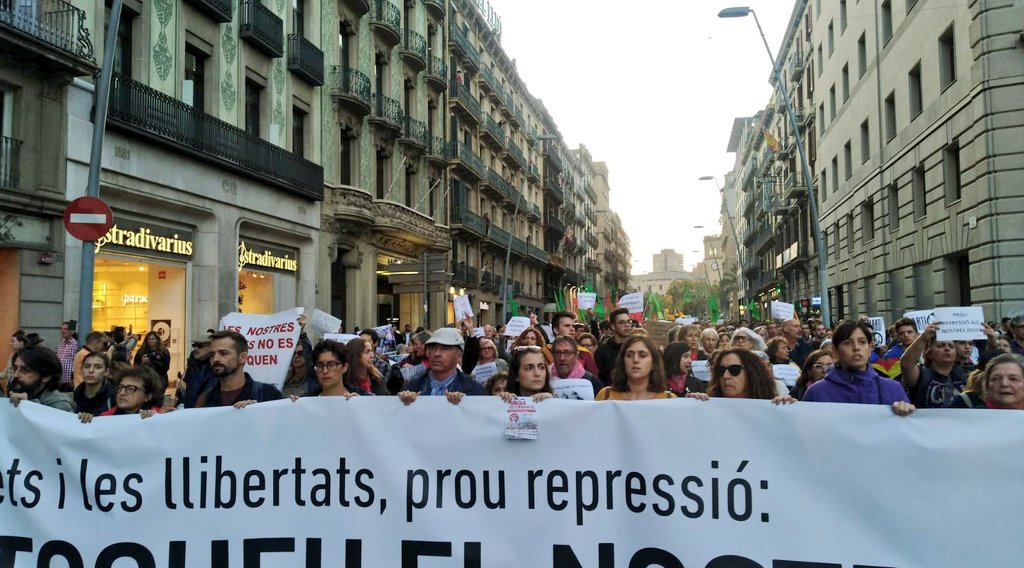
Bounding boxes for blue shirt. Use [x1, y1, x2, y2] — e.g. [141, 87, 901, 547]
[427, 371, 457, 396]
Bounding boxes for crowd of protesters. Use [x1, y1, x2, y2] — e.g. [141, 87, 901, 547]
[4, 308, 1024, 419]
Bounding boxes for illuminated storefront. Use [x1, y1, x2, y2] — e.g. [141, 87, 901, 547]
[237, 239, 300, 314]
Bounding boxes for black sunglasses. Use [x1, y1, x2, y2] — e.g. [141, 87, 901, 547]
[716, 364, 744, 377]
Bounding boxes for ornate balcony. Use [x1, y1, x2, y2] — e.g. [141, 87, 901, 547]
[484, 168, 514, 202]
[422, 0, 444, 20]
[184, 0, 232, 22]
[399, 28, 427, 71]
[480, 115, 506, 149]
[369, 93, 403, 133]
[543, 140, 563, 171]
[287, 34, 323, 85]
[329, 66, 371, 116]
[528, 244, 549, 264]
[372, 199, 449, 249]
[450, 206, 487, 237]
[339, 0, 370, 16]
[450, 141, 484, 181]
[480, 65, 501, 96]
[448, 23, 479, 71]
[369, 0, 401, 46]
[424, 55, 447, 91]
[0, 0, 96, 76]
[790, 50, 804, 81]
[239, 0, 283, 57]
[108, 73, 322, 200]
[485, 223, 510, 251]
[398, 116, 428, 151]
[505, 141, 527, 171]
[784, 173, 806, 200]
[327, 185, 374, 227]
[425, 136, 449, 167]
[449, 81, 481, 124]
[546, 210, 565, 234]
[543, 174, 564, 203]
[0, 135, 22, 189]
[527, 163, 540, 182]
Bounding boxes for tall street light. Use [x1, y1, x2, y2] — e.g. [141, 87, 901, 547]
[718, 6, 831, 325]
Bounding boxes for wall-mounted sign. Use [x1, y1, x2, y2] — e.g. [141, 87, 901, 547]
[473, 0, 502, 35]
[238, 240, 298, 274]
[95, 218, 194, 259]
[122, 294, 148, 306]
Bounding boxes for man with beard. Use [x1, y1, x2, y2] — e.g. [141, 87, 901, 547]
[181, 334, 216, 408]
[6, 345, 75, 412]
[550, 336, 602, 399]
[195, 330, 282, 408]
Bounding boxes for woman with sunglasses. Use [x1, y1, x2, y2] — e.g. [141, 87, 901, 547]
[707, 348, 794, 403]
[597, 336, 707, 401]
[803, 320, 914, 415]
[80, 365, 163, 422]
[730, 327, 767, 352]
[511, 328, 554, 365]
[790, 350, 835, 400]
[499, 346, 554, 403]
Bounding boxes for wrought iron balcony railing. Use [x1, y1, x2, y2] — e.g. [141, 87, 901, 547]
[425, 55, 447, 88]
[0, 0, 95, 62]
[183, 0, 232, 23]
[329, 65, 371, 109]
[239, 0, 283, 57]
[0, 135, 22, 189]
[400, 28, 427, 69]
[450, 81, 481, 122]
[447, 22, 479, 71]
[369, 0, 401, 45]
[287, 34, 323, 85]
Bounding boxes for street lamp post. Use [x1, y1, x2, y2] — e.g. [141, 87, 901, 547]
[718, 6, 832, 325]
[700, 176, 741, 320]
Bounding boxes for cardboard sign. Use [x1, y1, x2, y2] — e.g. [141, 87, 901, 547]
[219, 307, 304, 389]
[691, 360, 712, 382]
[307, 309, 342, 335]
[643, 320, 677, 348]
[503, 316, 531, 337]
[772, 364, 801, 387]
[934, 306, 987, 341]
[866, 317, 887, 346]
[552, 378, 595, 401]
[454, 295, 474, 321]
[771, 300, 796, 320]
[617, 292, 644, 314]
[903, 310, 935, 333]
[576, 293, 597, 310]
[675, 317, 697, 325]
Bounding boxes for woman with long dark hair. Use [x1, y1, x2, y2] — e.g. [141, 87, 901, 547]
[597, 336, 706, 401]
[499, 346, 553, 403]
[133, 331, 170, 389]
[346, 337, 389, 395]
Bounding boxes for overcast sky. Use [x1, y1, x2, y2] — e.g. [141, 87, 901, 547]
[491, 0, 794, 273]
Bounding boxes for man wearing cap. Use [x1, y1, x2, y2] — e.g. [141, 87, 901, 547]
[398, 328, 485, 405]
[181, 333, 216, 408]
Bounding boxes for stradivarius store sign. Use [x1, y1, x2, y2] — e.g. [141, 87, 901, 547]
[238, 240, 298, 273]
[94, 218, 194, 259]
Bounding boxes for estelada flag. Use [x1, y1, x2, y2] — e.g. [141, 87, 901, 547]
[763, 129, 780, 152]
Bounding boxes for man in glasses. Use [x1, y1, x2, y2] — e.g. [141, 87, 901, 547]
[181, 334, 216, 408]
[594, 308, 633, 387]
[1010, 315, 1024, 356]
[550, 336, 602, 399]
[399, 328, 485, 404]
[195, 330, 282, 408]
[548, 311, 599, 375]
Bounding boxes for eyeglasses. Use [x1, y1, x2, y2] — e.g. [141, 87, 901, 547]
[314, 361, 343, 372]
[716, 364, 744, 377]
[480, 346, 495, 352]
[812, 363, 834, 371]
[732, 336, 751, 342]
[515, 345, 542, 352]
[116, 384, 141, 394]
[553, 350, 576, 358]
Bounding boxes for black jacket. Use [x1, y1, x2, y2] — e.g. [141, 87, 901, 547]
[404, 368, 486, 396]
[196, 373, 283, 407]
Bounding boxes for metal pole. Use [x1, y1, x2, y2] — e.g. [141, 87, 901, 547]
[501, 192, 523, 323]
[422, 250, 428, 327]
[750, 10, 832, 326]
[77, 0, 123, 337]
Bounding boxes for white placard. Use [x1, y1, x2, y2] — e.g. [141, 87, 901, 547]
[617, 292, 644, 314]
[690, 360, 711, 382]
[934, 306, 987, 341]
[772, 364, 801, 387]
[675, 316, 697, 325]
[576, 293, 597, 310]
[471, 361, 498, 384]
[473, 326, 486, 338]
[770, 300, 796, 320]
[552, 378, 595, 401]
[866, 316, 887, 346]
[454, 295, 474, 321]
[399, 362, 428, 382]
[503, 316, 531, 337]
[504, 397, 538, 440]
[307, 309, 342, 335]
[219, 307, 304, 389]
[372, 324, 397, 352]
[903, 309, 935, 333]
[324, 333, 361, 344]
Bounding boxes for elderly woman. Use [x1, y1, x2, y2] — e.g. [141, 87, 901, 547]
[731, 327, 767, 352]
[699, 328, 720, 356]
[471, 337, 508, 383]
[804, 320, 914, 415]
[707, 348, 794, 404]
[951, 353, 1024, 410]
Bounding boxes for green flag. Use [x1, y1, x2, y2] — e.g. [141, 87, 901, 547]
[508, 293, 520, 317]
[708, 294, 720, 324]
[683, 285, 692, 304]
[555, 288, 565, 312]
[751, 301, 761, 321]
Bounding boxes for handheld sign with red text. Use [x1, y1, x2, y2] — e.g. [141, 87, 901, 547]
[219, 308, 304, 389]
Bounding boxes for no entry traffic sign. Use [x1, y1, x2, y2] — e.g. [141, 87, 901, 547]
[63, 196, 113, 242]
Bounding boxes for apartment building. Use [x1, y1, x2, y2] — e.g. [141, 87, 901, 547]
[593, 160, 630, 293]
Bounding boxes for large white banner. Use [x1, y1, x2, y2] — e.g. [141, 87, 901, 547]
[1, 399, 1022, 566]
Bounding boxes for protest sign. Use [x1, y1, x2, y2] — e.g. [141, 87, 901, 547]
[307, 309, 342, 335]
[643, 320, 676, 348]
[503, 316, 531, 337]
[219, 307, 303, 388]
[934, 306, 987, 341]
[691, 360, 711, 382]
[770, 300, 796, 320]
[372, 324, 397, 352]
[473, 326, 486, 338]
[904, 309, 935, 333]
[772, 364, 801, 387]
[324, 333, 360, 344]
[471, 361, 498, 384]
[866, 316, 887, 346]
[616, 292, 644, 314]
[454, 295, 474, 321]
[540, 323, 555, 343]
[675, 316, 697, 325]
[576, 293, 597, 310]
[2, 399, 1021, 566]
[552, 378, 595, 401]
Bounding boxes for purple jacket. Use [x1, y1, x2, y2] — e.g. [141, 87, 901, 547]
[802, 366, 909, 405]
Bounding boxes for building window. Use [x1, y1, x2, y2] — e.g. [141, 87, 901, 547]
[840, 0, 847, 32]
[881, 0, 893, 45]
[830, 156, 839, 194]
[339, 21, 353, 67]
[106, 5, 135, 78]
[888, 182, 899, 232]
[829, 85, 836, 119]
[405, 166, 415, 208]
[846, 213, 854, 250]
[844, 140, 852, 180]
[292, 0, 304, 35]
[818, 102, 825, 130]
[827, 21, 834, 56]
[939, 24, 956, 90]
[857, 33, 867, 77]
[908, 61, 923, 118]
[245, 79, 262, 137]
[841, 64, 850, 102]
[292, 106, 306, 158]
[943, 141, 961, 204]
[816, 44, 823, 75]
[376, 148, 388, 199]
[884, 90, 897, 141]
[339, 127, 354, 186]
[860, 119, 870, 163]
[820, 169, 828, 202]
[862, 198, 875, 240]
[912, 163, 926, 219]
[184, 44, 207, 113]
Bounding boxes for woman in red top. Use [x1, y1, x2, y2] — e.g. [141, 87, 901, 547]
[80, 365, 163, 422]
